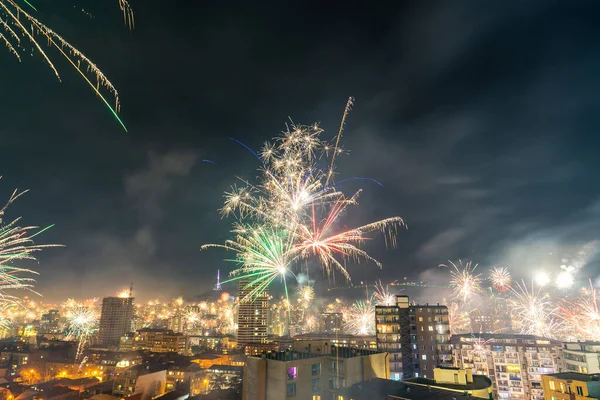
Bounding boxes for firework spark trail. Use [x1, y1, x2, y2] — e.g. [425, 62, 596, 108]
[0, 0, 129, 129]
[509, 280, 561, 339]
[441, 260, 482, 304]
[489, 267, 511, 292]
[374, 280, 396, 306]
[343, 299, 375, 335]
[202, 107, 404, 302]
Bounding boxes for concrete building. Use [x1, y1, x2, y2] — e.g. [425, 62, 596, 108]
[376, 295, 410, 380]
[542, 372, 600, 400]
[123, 329, 187, 354]
[242, 348, 389, 400]
[559, 342, 600, 374]
[375, 296, 451, 380]
[237, 279, 269, 351]
[410, 302, 452, 378]
[451, 333, 561, 399]
[113, 364, 166, 400]
[98, 296, 135, 347]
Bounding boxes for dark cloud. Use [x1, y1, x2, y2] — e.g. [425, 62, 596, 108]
[1, 0, 600, 301]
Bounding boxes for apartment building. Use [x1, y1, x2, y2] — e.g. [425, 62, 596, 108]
[451, 333, 561, 399]
[375, 295, 451, 380]
[559, 342, 600, 374]
[121, 329, 187, 354]
[242, 347, 388, 400]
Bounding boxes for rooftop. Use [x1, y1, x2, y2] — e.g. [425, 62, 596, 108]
[338, 378, 472, 400]
[405, 375, 492, 391]
[207, 364, 243, 373]
[256, 347, 382, 361]
[292, 333, 375, 340]
[545, 372, 600, 382]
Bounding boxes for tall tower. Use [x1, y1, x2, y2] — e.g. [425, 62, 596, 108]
[98, 294, 135, 347]
[215, 270, 222, 291]
[236, 279, 268, 350]
[376, 295, 411, 380]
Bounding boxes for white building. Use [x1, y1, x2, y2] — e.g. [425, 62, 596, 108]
[560, 342, 600, 374]
[451, 334, 561, 399]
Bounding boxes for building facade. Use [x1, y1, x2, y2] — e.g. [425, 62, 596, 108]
[451, 333, 561, 399]
[98, 296, 135, 347]
[559, 342, 600, 374]
[409, 302, 452, 378]
[542, 372, 600, 400]
[375, 295, 451, 380]
[120, 329, 187, 354]
[113, 364, 166, 400]
[242, 348, 388, 400]
[237, 279, 269, 350]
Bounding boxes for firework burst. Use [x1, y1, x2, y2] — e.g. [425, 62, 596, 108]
[559, 280, 600, 341]
[297, 285, 314, 309]
[509, 280, 561, 339]
[0, 188, 58, 308]
[441, 260, 482, 304]
[489, 267, 511, 292]
[343, 299, 375, 336]
[66, 305, 98, 361]
[202, 100, 405, 302]
[374, 280, 396, 306]
[203, 226, 295, 303]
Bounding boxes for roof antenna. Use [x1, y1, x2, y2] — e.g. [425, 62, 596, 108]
[129, 282, 134, 297]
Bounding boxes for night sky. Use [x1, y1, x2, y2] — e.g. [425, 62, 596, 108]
[2, 1, 600, 301]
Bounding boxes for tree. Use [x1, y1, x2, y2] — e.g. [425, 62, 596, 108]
[19, 367, 40, 385]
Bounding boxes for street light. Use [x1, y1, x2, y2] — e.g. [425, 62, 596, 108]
[203, 378, 209, 394]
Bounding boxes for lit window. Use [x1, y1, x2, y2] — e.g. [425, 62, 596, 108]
[577, 386, 583, 396]
[422, 355, 427, 360]
[287, 367, 297, 380]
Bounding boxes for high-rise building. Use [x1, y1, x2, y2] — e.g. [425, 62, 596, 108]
[559, 342, 600, 374]
[320, 313, 343, 334]
[39, 309, 60, 334]
[98, 296, 135, 347]
[268, 303, 289, 337]
[376, 295, 410, 380]
[236, 279, 268, 350]
[410, 303, 452, 377]
[451, 333, 561, 399]
[375, 295, 451, 380]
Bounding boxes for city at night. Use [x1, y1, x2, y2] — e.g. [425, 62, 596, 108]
[1, 1, 600, 399]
